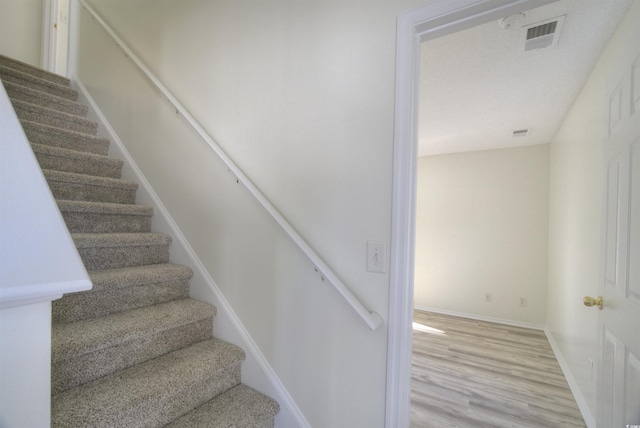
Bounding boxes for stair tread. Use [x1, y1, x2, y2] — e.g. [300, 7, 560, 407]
[32, 143, 120, 165]
[58, 199, 152, 216]
[22, 120, 110, 155]
[51, 339, 245, 427]
[11, 98, 98, 133]
[3, 80, 88, 116]
[0, 65, 77, 100]
[52, 298, 215, 361]
[44, 169, 138, 189]
[166, 384, 280, 428]
[0, 54, 71, 86]
[72, 232, 171, 249]
[88, 263, 193, 292]
[32, 143, 123, 179]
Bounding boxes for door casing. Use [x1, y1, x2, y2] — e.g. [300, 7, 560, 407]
[387, 1, 559, 426]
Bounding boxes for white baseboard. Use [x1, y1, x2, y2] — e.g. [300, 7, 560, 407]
[413, 305, 546, 331]
[72, 76, 308, 428]
[544, 328, 596, 428]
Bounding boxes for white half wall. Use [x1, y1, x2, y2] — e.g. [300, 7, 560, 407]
[0, 303, 51, 427]
[0, 0, 43, 66]
[415, 144, 550, 325]
[547, 2, 640, 424]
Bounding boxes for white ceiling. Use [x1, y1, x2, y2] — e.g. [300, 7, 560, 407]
[418, 0, 633, 157]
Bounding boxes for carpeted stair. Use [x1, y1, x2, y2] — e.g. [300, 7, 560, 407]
[1, 54, 279, 428]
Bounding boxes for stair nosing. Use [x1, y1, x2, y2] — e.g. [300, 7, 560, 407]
[44, 169, 138, 189]
[85, 264, 193, 293]
[12, 98, 98, 131]
[72, 232, 172, 249]
[22, 120, 111, 155]
[31, 143, 120, 164]
[57, 200, 153, 216]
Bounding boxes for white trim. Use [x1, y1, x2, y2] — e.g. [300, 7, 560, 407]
[41, 0, 63, 73]
[72, 77, 310, 428]
[414, 305, 546, 331]
[544, 328, 596, 427]
[386, 1, 558, 426]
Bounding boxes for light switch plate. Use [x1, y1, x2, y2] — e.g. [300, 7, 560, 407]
[367, 241, 387, 273]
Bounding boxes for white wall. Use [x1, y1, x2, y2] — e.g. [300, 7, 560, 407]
[75, 1, 424, 426]
[415, 144, 550, 325]
[0, 303, 51, 427]
[0, 0, 43, 66]
[547, 1, 640, 422]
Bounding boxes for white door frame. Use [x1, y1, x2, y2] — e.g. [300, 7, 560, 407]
[41, 0, 59, 72]
[41, 0, 70, 75]
[386, 1, 558, 426]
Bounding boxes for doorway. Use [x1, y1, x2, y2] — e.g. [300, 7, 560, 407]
[386, 0, 560, 426]
[388, 1, 636, 427]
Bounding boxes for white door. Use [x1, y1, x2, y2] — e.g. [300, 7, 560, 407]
[43, 0, 69, 76]
[598, 21, 640, 428]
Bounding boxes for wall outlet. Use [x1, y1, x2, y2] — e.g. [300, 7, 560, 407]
[519, 297, 528, 307]
[485, 293, 492, 302]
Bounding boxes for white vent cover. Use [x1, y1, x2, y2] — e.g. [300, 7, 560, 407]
[512, 128, 531, 137]
[521, 15, 565, 51]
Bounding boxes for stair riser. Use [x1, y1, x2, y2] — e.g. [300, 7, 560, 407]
[0, 69, 77, 101]
[14, 103, 98, 135]
[77, 244, 170, 270]
[24, 122, 110, 155]
[35, 151, 122, 178]
[4, 83, 88, 116]
[62, 211, 152, 233]
[53, 279, 190, 323]
[47, 181, 137, 204]
[52, 319, 213, 394]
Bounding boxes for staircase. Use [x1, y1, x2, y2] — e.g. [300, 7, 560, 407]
[0, 54, 279, 428]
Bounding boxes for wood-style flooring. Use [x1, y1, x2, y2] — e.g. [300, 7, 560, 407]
[411, 310, 586, 428]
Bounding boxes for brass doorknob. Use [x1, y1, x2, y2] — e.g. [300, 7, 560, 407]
[583, 296, 603, 310]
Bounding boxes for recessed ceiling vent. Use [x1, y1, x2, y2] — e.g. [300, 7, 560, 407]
[513, 128, 530, 137]
[522, 15, 565, 51]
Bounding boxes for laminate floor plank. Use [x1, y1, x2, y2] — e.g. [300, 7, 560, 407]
[413, 342, 570, 387]
[411, 310, 586, 427]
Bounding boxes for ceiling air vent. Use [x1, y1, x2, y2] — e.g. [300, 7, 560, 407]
[522, 15, 565, 51]
[513, 129, 530, 137]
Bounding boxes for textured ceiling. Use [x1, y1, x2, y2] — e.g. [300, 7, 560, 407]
[418, 0, 632, 157]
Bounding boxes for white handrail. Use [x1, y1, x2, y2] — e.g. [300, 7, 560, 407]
[75, 0, 383, 331]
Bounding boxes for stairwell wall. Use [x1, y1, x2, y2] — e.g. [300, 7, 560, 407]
[73, 1, 425, 426]
[0, 0, 43, 67]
